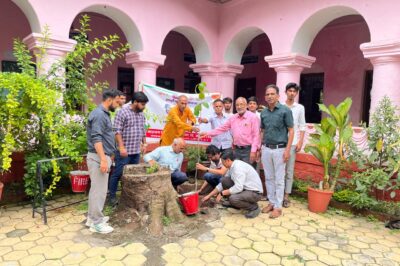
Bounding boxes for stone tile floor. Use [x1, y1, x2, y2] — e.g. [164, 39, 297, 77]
[0, 194, 399, 265]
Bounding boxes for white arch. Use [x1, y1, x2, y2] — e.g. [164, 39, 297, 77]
[12, 0, 40, 32]
[77, 4, 143, 51]
[291, 6, 370, 54]
[163, 26, 211, 63]
[223, 27, 267, 64]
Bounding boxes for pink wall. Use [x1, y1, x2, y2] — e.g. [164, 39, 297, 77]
[2, 0, 399, 117]
[157, 31, 194, 92]
[304, 16, 371, 123]
[0, 1, 31, 68]
[236, 34, 276, 104]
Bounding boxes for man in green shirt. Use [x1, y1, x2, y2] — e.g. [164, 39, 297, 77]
[260, 84, 294, 218]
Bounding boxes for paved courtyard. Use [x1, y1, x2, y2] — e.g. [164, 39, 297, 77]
[0, 195, 399, 266]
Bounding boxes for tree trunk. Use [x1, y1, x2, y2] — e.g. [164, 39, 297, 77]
[118, 164, 184, 236]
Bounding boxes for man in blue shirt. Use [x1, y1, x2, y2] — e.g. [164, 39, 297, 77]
[143, 138, 188, 190]
[199, 99, 233, 154]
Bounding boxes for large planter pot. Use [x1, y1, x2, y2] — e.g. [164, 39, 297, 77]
[308, 187, 333, 213]
[0, 182, 3, 201]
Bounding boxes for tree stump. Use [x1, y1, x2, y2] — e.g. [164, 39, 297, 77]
[118, 164, 185, 236]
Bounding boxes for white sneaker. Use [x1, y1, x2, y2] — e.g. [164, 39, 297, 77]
[89, 222, 114, 234]
[85, 216, 110, 227]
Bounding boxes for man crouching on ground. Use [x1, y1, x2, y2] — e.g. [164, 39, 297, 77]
[143, 138, 188, 192]
[202, 151, 263, 218]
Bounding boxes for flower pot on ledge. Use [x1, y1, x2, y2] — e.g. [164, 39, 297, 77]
[308, 187, 333, 213]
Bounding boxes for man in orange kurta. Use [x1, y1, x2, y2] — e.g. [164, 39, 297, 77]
[160, 95, 199, 146]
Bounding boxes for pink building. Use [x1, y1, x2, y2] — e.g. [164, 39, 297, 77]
[1, 0, 400, 125]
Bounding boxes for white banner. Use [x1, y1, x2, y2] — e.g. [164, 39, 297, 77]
[139, 83, 222, 144]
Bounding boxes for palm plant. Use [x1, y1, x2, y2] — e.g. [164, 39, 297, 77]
[305, 97, 353, 191]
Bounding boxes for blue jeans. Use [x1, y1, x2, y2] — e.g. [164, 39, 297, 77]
[203, 172, 222, 187]
[171, 170, 188, 187]
[108, 151, 140, 199]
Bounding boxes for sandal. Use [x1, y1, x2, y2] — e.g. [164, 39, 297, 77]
[283, 199, 291, 208]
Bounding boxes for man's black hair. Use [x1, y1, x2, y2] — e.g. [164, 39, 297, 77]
[102, 89, 119, 101]
[223, 97, 233, 104]
[213, 99, 224, 105]
[286, 82, 300, 92]
[247, 96, 258, 104]
[132, 91, 149, 103]
[221, 151, 235, 161]
[265, 84, 279, 94]
[206, 145, 221, 156]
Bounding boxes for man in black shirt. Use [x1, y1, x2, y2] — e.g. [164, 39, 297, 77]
[86, 89, 120, 234]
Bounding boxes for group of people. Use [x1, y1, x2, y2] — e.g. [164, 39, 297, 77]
[85, 82, 305, 234]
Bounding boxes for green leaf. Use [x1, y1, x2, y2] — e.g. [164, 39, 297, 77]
[194, 105, 201, 117]
[199, 92, 205, 100]
[342, 126, 353, 142]
[202, 102, 209, 108]
[318, 103, 331, 115]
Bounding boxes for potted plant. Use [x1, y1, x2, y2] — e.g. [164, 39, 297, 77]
[304, 97, 353, 212]
[348, 96, 400, 203]
[184, 146, 208, 175]
[181, 82, 210, 175]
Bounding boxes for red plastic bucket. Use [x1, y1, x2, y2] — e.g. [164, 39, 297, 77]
[178, 191, 199, 215]
[70, 171, 90, 193]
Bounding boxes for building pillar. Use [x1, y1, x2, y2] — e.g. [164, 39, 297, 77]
[190, 63, 243, 100]
[361, 40, 400, 114]
[126, 51, 165, 91]
[23, 33, 76, 76]
[265, 53, 315, 102]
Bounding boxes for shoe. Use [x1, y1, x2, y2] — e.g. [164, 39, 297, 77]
[269, 208, 282, 219]
[221, 199, 240, 210]
[262, 204, 274, 213]
[89, 222, 114, 234]
[283, 199, 291, 208]
[85, 216, 110, 227]
[108, 197, 118, 207]
[245, 207, 260, 219]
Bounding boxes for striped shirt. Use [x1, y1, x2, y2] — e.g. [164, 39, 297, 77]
[113, 106, 146, 155]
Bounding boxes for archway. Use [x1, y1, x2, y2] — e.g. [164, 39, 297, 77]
[158, 26, 211, 92]
[0, 1, 32, 73]
[299, 14, 371, 124]
[223, 27, 274, 104]
[235, 33, 275, 104]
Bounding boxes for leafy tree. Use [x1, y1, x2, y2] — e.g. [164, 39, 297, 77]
[0, 14, 129, 197]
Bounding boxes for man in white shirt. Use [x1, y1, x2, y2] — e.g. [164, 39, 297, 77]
[196, 145, 228, 195]
[283, 82, 306, 208]
[202, 151, 263, 219]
